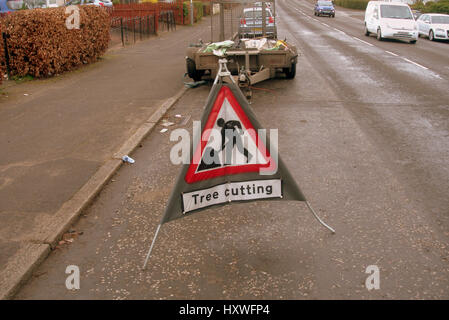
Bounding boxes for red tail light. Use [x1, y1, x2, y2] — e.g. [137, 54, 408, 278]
[100, 2, 104, 6]
[269, 17, 274, 23]
[240, 18, 246, 25]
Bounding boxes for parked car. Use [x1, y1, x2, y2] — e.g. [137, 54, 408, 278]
[0, 0, 21, 14]
[239, 7, 277, 39]
[66, 0, 112, 8]
[364, 1, 418, 44]
[314, 1, 335, 18]
[101, 0, 112, 7]
[417, 13, 449, 41]
[39, 0, 65, 8]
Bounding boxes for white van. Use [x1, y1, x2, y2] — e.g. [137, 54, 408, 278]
[364, 1, 418, 44]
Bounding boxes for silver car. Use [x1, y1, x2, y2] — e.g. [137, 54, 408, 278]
[417, 13, 449, 41]
[66, 0, 113, 7]
[239, 7, 277, 39]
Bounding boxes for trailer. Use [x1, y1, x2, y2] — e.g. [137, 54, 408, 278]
[185, 0, 298, 93]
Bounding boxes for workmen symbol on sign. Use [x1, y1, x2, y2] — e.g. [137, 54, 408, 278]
[185, 86, 273, 183]
[198, 117, 254, 172]
[217, 118, 253, 164]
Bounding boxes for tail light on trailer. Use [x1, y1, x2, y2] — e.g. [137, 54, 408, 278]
[240, 18, 246, 25]
[269, 17, 274, 23]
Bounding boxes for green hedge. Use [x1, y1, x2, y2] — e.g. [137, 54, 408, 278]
[333, 0, 369, 10]
[411, 0, 449, 14]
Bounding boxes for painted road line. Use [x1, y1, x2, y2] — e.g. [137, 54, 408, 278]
[321, 23, 330, 27]
[385, 50, 398, 57]
[402, 58, 428, 70]
[352, 36, 374, 47]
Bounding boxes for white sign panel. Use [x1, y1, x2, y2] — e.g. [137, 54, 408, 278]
[182, 179, 282, 213]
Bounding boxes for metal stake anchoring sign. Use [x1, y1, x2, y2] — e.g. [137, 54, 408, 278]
[142, 59, 335, 270]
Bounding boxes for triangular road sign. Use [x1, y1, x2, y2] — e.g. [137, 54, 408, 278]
[160, 81, 306, 223]
[142, 68, 335, 270]
[185, 85, 276, 183]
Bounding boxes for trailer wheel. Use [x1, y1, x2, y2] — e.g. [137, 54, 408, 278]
[284, 62, 296, 79]
[186, 58, 204, 82]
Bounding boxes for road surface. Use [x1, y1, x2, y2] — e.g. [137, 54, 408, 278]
[15, 0, 449, 299]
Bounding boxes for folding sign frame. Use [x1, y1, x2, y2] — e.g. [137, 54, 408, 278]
[143, 59, 334, 270]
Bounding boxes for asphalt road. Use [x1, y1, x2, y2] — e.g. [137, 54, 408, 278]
[15, 0, 449, 299]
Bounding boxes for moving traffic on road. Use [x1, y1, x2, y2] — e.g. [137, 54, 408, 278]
[364, 1, 418, 43]
[314, 0, 335, 17]
[417, 13, 449, 41]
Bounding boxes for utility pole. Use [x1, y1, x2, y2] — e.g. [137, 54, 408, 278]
[190, 0, 194, 25]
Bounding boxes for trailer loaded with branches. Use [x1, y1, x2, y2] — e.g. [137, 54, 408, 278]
[186, 0, 299, 93]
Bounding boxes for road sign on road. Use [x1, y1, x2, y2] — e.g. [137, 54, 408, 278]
[162, 81, 308, 224]
[142, 60, 334, 270]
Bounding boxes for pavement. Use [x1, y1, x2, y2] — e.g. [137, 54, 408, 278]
[12, 1, 449, 299]
[0, 19, 212, 299]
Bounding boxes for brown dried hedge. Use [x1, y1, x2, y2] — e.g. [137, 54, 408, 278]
[0, 6, 110, 78]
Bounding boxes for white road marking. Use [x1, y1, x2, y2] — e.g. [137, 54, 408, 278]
[333, 27, 346, 35]
[385, 50, 398, 57]
[321, 23, 330, 27]
[352, 36, 374, 47]
[402, 58, 428, 70]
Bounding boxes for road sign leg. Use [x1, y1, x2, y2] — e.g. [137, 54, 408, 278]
[305, 201, 336, 234]
[142, 224, 162, 270]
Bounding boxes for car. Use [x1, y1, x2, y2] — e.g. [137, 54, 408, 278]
[417, 13, 449, 41]
[314, 1, 335, 18]
[239, 6, 277, 39]
[364, 1, 418, 44]
[66, 0, 112, 8]
[40, 0, 65, 8]
[101, 0, 113, 7]
[0, 0, 21, 15]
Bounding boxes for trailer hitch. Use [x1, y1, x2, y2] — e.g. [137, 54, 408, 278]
[215, 59, 252, 100]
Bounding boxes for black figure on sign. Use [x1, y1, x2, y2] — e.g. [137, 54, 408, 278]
[217, 118, 253, 164]
[197, 118, 253, 172]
